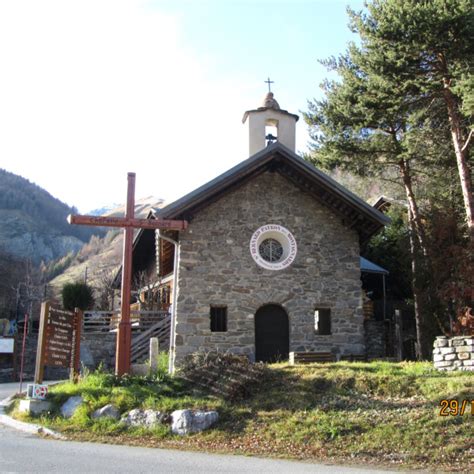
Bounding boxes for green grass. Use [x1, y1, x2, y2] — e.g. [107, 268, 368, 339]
[13, 360, 473, 471]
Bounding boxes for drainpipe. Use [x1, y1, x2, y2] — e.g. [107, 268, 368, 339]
[157, 230, 180, 374]
[382, 273, 386, 321]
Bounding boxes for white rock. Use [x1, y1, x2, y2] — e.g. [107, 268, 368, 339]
[92, 404, 120, 420]
[121, 408, 164, 427]
[171, 409, 219, 435]
[440, 347, 455, 355]
[60, 396, 83, 418]
[144, 410, 163, 426]
[435, 338, 448, 347]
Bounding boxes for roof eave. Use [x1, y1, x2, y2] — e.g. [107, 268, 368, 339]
[157, 142, 389, 239]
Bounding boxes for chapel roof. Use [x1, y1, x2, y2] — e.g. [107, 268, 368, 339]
[157, 142, 389, 242]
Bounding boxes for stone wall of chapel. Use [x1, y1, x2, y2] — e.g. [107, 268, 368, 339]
[173, 171, 364, 363]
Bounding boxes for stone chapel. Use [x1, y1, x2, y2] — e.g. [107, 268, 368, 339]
[131, 91, 389, 368]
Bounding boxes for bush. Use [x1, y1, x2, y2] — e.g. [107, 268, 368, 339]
[179, 351, 267, 401]
[62, 282, 94, 310]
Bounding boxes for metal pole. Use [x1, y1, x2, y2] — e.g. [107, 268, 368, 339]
[158, 231, 179, 374]
[382, 274, 387, 321]
[18, 313, 29, 395]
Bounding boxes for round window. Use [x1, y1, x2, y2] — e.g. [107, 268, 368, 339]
[250, 224, 297, 270]
[259, 238, 284, 262]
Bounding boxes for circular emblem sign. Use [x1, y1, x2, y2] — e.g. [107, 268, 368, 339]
[250, 224, 297, 271]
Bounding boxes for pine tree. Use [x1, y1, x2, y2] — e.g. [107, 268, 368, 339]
[302, 0, 474, 357]
[348, 0, 474, 236]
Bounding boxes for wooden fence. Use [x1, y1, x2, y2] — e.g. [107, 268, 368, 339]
[82, 310, 169, 334]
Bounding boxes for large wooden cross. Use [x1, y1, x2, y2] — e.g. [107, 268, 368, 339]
[68, 172, 187, 376]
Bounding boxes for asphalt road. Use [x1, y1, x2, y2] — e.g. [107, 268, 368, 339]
[0, 382, 396, 474]
[0, 381, 31, 401]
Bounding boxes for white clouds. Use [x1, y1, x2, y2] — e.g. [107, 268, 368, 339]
[0, 1, 308, 212]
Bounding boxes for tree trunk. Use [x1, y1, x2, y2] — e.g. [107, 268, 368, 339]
[444, 89, 473, 236]
[407, 209, 431, 359]
[399, 159, 429, 257]
[439, 55, 474, 238]
[399, 161, 432, 359]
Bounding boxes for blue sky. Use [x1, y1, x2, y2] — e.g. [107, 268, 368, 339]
[0, 0, 364, 212]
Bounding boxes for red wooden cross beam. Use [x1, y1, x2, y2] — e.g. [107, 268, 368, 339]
[68, 172, 187, 376]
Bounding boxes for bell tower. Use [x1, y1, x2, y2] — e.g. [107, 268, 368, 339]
[242, 81, 299, 156]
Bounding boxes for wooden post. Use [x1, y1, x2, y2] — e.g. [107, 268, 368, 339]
[394, 309, 403, 361]
[115, 173, 135, 375]
[67, 172, 187, 376]
[71, 308, 83, 382]
[34, 301, 50, 384]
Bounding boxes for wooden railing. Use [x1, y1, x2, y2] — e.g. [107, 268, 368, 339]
[82, 310, 169, 334]
[130, 316, 171, 364]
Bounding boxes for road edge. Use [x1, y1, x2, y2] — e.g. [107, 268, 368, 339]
[0, 394, 66, 440]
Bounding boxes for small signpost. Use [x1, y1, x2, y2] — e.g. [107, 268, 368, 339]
[67, 172, 187, 376]
[34, 301, 82, 384]
[27, 383, 48, 400]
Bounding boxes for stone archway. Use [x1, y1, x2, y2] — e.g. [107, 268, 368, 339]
[255, 304, 289, 362]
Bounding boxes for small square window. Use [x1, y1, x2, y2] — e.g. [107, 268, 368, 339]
[210, 306, 227, 332]
[314, 308, 331, 335]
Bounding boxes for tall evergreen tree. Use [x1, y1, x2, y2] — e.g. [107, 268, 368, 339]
[348, 0, 474, 236]
[302, 0, 473, 357]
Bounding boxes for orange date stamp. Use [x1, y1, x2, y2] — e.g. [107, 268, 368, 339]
[439, 399, 473, 416]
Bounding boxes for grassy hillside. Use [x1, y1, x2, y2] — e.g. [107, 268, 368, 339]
[13, 360, 474, 471]
[47, 231, 122, 290]
[47, 198, 164, 298]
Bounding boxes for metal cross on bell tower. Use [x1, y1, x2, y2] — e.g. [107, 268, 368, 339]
[264, 77, 274, 93]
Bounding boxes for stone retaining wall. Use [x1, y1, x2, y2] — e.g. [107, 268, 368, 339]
[80, 333, 116, 370]
[13, 333, 69, 381]
[7, 331, 116, 382]
[433, 336, 473, 371]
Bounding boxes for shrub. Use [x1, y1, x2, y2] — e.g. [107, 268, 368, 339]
[178, 351, 267, 401]
[61, 282, 94, 310]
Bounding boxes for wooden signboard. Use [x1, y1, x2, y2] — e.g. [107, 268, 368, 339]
[44, 308, 74, 367]
[35, 301, 82, 384]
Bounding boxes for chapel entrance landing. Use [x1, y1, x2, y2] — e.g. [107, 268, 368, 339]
[255, 304, 289, 363]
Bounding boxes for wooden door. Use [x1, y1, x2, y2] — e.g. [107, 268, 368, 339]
[255, 304, 289, 362]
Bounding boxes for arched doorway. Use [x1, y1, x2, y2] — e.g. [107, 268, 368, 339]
[255, 304, 289, 362]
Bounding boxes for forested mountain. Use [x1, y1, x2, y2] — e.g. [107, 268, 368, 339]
[0, 168, 104, 264]
[47, 197, 165, 302]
